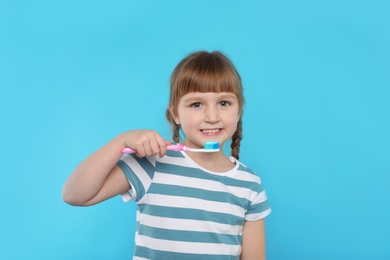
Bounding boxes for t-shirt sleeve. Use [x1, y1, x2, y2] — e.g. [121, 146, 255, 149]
[116, 154, 156, 203]
[245, 183, 271, 221]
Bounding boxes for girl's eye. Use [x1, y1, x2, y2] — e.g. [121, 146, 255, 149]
[219, 101, 231, 107]
[191, 102, 202, 108]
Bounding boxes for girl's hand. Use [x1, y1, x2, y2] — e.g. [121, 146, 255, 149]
[121, 130, 171, 158]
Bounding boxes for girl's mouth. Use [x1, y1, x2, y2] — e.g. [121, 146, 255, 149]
[201, 129, 221, 135]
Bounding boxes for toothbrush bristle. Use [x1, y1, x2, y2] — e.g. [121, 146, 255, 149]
[204, 142, 220, 150]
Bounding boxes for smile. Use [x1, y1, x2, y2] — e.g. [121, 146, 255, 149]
[201, 129, 221, 133]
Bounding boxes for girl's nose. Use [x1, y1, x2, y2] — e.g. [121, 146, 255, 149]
[205, 106, 220, 123]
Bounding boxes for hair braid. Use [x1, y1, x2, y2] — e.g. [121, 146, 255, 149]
[230, 119, 243, 160]
[172, 124, 181, 143]
[166, 108, 181, 143]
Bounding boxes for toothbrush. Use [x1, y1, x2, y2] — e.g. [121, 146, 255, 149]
[121, 141, 220, 154]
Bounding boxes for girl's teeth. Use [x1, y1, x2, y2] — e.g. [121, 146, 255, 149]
[202, 129, 219, 133]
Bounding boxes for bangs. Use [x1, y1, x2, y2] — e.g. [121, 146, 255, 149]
[171, 52, 242, 99]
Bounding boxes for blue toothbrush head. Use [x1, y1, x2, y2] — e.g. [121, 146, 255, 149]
[203, 141, 220, 150]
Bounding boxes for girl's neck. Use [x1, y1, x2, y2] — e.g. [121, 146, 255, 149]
[184, 150, 236, 173]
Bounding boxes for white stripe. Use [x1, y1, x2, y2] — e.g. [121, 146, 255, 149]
[230, 169, 260, 183]
[139, 213, 243, 235]
[141, 193, 246, 217]
[245, 208, 272, 221]
[121, 183, 136, 202]
[153, 172, 254, 199]
[133, 257, 149, 260]
[251, 190, 268, 204]
[145, 155, 157, 166]
[121, 191, 132, 202]
[160, 155, 190, 167]
[136, 235, 241, 255]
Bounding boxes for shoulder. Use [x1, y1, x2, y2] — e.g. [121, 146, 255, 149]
[231, 157, 262, 182]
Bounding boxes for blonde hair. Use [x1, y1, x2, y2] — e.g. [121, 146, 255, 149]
[165, 51, 244, 159]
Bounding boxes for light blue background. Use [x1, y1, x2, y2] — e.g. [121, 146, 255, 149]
[1, 1, 389, 259]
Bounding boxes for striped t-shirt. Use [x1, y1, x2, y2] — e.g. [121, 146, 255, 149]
[118, 150, 271, 259]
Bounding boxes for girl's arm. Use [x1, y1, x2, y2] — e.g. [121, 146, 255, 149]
[62, 130, 168, 206]
[240, 219, 266, 260]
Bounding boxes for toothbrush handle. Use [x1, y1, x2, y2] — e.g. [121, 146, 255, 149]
[122, 148, 136, 153]
[166, 144, 186, 151]
[121, 144, 185, 154]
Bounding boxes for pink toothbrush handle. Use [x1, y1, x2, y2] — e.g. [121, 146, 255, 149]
[122, 144, 186, 154]
[166, 144, 186, 151]
[122, 148, 136, 153]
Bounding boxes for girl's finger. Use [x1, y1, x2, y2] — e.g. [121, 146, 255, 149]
[149, 138, 161, 156]
[156, 135, 169, 158]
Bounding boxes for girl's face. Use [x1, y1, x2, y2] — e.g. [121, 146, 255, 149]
[172, 92, 241, 149]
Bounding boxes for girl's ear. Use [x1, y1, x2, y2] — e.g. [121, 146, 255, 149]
[169, 104, 181, 125]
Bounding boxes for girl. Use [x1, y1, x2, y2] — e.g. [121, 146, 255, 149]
[63, 51, 271, 259]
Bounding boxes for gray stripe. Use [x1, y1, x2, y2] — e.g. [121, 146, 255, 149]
[248, 200, 271, 215]
[138, 204, 244, 226]
[132, 155, 155, 179]
[148, 183, 250, 209]
[139, 224, 241, 245]
[136, 246, 240, 259]
[166, 150, 186, 158]
[237, 164, 257, 176]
